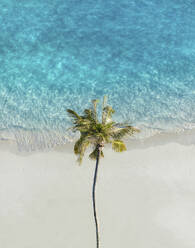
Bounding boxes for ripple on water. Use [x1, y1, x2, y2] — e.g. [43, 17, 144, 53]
[0, 0, 195, 150]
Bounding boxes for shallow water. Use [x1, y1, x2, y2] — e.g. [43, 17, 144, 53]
[0, 0, 195, 150]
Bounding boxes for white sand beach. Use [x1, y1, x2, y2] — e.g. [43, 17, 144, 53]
[0, 131, 195, 248]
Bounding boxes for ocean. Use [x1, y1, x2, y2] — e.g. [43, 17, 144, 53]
[0, 0, 195, 151]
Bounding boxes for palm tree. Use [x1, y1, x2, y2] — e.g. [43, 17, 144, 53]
[67, 96, 140, 248]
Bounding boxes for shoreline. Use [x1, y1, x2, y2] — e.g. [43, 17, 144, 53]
[0, 127, 195, 155]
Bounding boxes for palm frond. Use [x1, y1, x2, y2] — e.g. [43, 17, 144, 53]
[67, 109, 81, 121]
[102, 106, 115, 124]
[89, 146, 104, 160]
[112, 140, 127, 152]
[83, 109, 97, 124]
[101, 95, 107, 120]
[92, 99, 99, 122]
[110, 125, 140, 139]
[74, 138, 83, 154]
[89, 147, 98, 160]
[74, 137, 90, 165]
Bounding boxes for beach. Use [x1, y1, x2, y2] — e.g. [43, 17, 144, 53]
[1, 131, 195, 248]
[1, 0, 195, 247]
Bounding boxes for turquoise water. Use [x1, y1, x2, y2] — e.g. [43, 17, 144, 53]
[0, 0, 195, 150]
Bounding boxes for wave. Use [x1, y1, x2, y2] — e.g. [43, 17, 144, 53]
[1, 123, 195, 152]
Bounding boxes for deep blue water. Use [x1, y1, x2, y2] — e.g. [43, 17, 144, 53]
[0, 0, 195, 150]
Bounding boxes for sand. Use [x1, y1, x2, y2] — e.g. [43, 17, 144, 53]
[0, 132, 195, 248]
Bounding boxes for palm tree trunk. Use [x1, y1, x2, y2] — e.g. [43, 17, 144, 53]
[92, 147, 100, 248]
